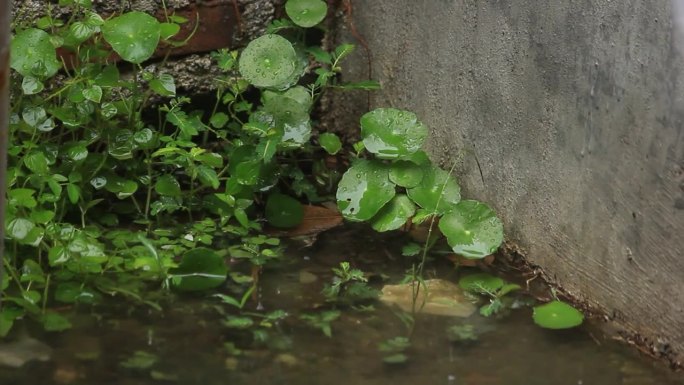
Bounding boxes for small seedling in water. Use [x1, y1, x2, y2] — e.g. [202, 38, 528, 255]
[446, 324, 478, 343]
[120, 351, 158, 370]
[458, 273, 521, 317]
[299, 310, 341, 337]
[378, 336, 411, 364]
[322, 262, 379, 304]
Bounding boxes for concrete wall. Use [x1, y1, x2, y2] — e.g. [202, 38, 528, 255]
[334, 0, 684, 363]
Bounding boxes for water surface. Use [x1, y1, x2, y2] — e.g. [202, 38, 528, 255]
[0, 227, 681, 385]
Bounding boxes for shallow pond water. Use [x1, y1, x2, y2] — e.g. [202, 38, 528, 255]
[0, 227, 681, 385]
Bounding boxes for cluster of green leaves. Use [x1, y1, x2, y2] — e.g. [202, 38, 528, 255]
[458, 273, 521, 317]
[6, 1, 197, 334]
[4, 0, 368, 335]
[458, 272, 584, 329]
[335, 108, 504, 260]
[322, 261, 379, 305]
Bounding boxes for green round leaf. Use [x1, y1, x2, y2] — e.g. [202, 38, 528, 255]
[533, 301, 584, 329]
[370, 195, 416, 232]
[66, 144, 88, 161]
[90, 176, 107, 189]
[7, 218, 36, 240]
[159, 22, 181, 39]
[319, 133, 342, 155]
[406, 165, 460, 214]
[439, 200, 503, 259]
[265, 193, 304, 228]
[170, 248, 228, 292]
[155, 174, 181, 197]
[149, 73, 176, 96]
[360, 108, 428, 159]
[22, 106, 46, 127]
[133, 128, 155, 147]
[197, 165, 220, 189]
[9, 189, 37, 208]
[102, 12, 161, 64]
[336, 160, 396, 221]
[389, 161, 424, 188]
[239, 34, 299, 89]
[229, 145, 272, 187]
[82, 85, 103, 103]
[458, 273, 504, 294]
[285, 0, 328, 27]
[283, 85, 313, 109]
[24, 152, 50, 175]
[22, 76, 44, 95]
[11, 28, 61, 78]
[263, 95, 311, 145]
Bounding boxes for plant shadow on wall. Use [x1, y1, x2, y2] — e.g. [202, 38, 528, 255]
[4, 0, 583, 351]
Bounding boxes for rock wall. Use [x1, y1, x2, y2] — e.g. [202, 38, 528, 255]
[11, 0, 280, 94]
[332, 0, 684, 365]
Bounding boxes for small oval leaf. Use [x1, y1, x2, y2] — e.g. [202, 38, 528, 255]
[533, 301, 584, 330]
[319, 133, 342, 155]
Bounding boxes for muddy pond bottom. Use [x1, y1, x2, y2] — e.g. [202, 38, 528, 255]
[0, 227, 681, 385]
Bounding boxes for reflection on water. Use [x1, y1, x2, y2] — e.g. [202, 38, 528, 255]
[0, 227, 681, 385]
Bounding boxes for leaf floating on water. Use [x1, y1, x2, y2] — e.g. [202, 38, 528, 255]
[533, 301, 584, 329]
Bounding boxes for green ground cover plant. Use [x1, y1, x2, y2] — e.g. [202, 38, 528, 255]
[3, 0, 582, 342]
[3, 0, 376, 335]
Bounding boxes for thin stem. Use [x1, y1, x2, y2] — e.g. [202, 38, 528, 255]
[410, 159, 460, 313]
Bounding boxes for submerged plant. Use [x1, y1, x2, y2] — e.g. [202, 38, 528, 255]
[322, 262, 379, 305]
[458, 273, 521, 317]
[378, 336, 411, 364]
[299, 310, 341, 337]
[446, 324, 478, 342]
